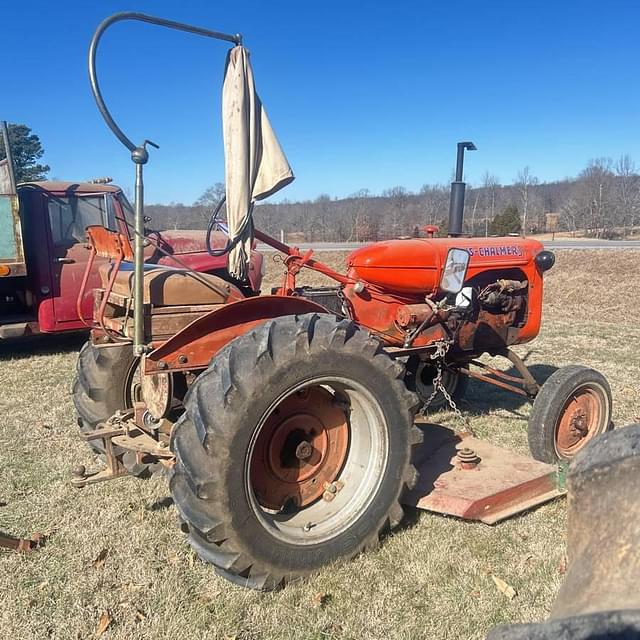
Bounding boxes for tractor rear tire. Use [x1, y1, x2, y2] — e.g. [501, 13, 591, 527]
[527, 365, 613, 464]
[73, 342, 162, 478]
[405, 357, 468, 411]
[170, 313, 421, 589]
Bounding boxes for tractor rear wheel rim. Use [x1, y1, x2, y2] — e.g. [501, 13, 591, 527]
[246, 377, 388, 545]
[251, 386, 350, 509]
[555, 383, 606, 457]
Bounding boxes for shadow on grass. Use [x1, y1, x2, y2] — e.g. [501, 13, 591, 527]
[0, 332, 86, 362]
[145, 496, 174, 512]
[461, 363, 559, 419]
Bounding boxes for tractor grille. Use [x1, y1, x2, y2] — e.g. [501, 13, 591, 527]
[271, 286, 345, 316]
[298, 287, 345, 316]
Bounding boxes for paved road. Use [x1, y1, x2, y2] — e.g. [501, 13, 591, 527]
[258, 239, 640, 252]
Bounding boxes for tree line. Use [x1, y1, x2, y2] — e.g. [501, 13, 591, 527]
[148, 156, 640, 241]
[3, 123, 638, 241]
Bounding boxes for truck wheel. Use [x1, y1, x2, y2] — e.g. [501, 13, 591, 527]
[73, 342, 162, 477]
[170, 313, 420, 589]
[405, 357, 468, 411]
[527, 365, 613, 464]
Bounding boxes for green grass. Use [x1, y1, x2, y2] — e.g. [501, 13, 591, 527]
[0, 250, 638, 639]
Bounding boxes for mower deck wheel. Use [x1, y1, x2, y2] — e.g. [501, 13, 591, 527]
[527, 365, 613, 464]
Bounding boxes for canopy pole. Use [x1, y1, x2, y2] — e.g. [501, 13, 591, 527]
[88, 12, 242, 356]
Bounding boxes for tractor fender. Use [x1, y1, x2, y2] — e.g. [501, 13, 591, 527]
[144, 295, 329, 374]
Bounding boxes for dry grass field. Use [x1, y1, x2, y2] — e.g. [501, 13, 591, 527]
[1, 250, 638, 640]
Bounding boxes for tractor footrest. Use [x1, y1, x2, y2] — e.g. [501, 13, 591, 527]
[403, 422, 565, 524]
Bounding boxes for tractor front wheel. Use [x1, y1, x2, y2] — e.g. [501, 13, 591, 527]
[527, 365, 613, 463]
[404, 356, 468, 411]
[170, 313, 420, 589]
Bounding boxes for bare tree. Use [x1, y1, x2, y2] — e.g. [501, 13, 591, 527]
[515, 167, 538, 237]
[419, 183, 449, 229]
[194, 182, 226, 207]
[480, 172, 500, 236]
[347, 189, 370, 241]
[578, 158, 615, 237]
[194, 182, 226, 227]
[615, 155, 640, 237]
[382, 186, 411, 238]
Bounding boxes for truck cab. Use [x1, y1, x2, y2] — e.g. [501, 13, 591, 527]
[0, 180, 264, 339]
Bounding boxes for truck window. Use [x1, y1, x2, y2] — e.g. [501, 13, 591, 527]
[116, 193, 135, 236]
[48, 196, 107, 247]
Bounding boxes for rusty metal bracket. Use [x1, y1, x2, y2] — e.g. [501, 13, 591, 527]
[501, 348, 540, 396]
[457, 348, 540, 398]
[0, 532, 41, 553]
[459, 365, 530, 397]
[71, 423, 128, 487]
[112, 429, 174, 459]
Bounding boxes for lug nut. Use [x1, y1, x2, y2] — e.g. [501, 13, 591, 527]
[295, 441, 313, 461]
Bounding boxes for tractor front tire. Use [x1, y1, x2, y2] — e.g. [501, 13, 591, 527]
[527, 365, 613, 464]
[73, 342, 162, 478]
[404, 357, 468, 411]
[170, 313, 420, 589]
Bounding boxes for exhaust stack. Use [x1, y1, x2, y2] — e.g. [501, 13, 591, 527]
[448, 141, 476, 237]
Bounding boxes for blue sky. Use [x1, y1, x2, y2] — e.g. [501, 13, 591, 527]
[3, 1, 639, 204]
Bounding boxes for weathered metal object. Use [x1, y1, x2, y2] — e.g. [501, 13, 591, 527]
[140, 369, 172, 420]
[0, 532, 41, 553]
[396, 303, 436, 329]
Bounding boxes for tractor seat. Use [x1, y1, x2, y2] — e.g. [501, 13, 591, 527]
[98, 262, 243, 306]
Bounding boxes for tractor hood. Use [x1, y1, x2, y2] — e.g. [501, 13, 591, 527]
[347, 237, 544, 295]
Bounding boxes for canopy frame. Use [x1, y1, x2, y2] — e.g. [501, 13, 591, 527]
[88, 12, 242, 355]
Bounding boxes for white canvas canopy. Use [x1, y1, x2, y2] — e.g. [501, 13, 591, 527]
[222, 46, 294, 280]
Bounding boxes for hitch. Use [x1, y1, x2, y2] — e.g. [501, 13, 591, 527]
[71, 410, 174, 487]
[71, 423, 128, 487]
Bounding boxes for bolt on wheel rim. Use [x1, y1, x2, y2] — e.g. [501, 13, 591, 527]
[246, 377, 389, 545]
[555, 383, 607, 457]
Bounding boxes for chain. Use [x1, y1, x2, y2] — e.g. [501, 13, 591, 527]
[418, 340, 475, 436]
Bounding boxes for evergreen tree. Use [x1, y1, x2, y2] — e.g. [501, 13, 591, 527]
[490, 204, 521, 235]
[0, 123, 49, 183]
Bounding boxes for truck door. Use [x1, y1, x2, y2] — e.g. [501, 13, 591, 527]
[45, 192, 111, 327]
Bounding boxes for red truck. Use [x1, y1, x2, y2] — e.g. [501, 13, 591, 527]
[0, 126, 263, 339]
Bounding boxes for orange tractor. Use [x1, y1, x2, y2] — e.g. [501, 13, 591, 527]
[73, 13, 612, 589]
